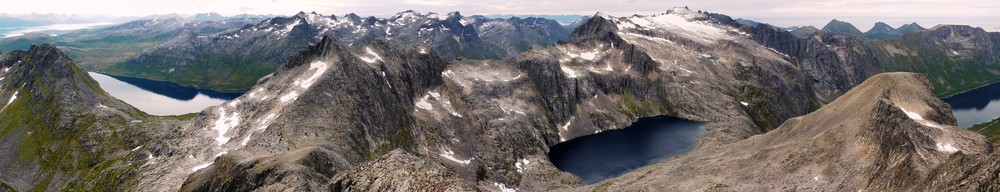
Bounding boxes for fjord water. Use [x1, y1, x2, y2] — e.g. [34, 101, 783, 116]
[88, 72, 241, 115]
[944, 81, 1000, 128]
[547, 116, 705, 184]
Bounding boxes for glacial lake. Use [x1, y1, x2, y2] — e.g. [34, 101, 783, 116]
[547, 116, 705, 184]
[943, 81, 1000, 128]
[88, 72, 241, 116]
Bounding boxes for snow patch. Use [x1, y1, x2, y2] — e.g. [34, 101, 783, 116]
[899, 107, 942, 128]
[936, 142, 959, 153]
[292, 61, 330, 88]
[618, 32, 673, 43]
[561, 117, 575, 131]
[357, 47, 383, 63]
[191, 163, 212, 171]
[257, 113, 277, 130]
[740, 102, 749, 106]
[565, 50, 599, 60]
[439, 149, 472, 164]
[515, 159, 530, 173]
[211, 108, 240, 146]
[277, 19, 300, 37]
[415, 95, 433, 110]
[560, 66, 578, 78]
[494, 182, 517, 192]
[280, 91, 299, 103]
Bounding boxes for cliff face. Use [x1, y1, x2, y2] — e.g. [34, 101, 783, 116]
[589, 73, 993, 191]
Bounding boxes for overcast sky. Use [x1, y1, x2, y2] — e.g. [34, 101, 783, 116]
[2, 0, 998, 31]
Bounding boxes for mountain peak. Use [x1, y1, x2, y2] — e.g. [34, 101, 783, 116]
[390, 10, 424, 22]
[0, 44, 126, 114]
[666, 6, 701, 18]
[447, 11, 462, 18]
[821, 19, 864, 36]
[867, 22, 896, 33]
[669, 6, 693, 12]
[898, 22, 927, 31]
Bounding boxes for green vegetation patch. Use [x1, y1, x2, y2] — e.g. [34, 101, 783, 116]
[969, 118, 1000, 145]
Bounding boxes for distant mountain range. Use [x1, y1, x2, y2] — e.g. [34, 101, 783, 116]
[0, 11, 574, 92]
[105, 10, 573, 92]
[733, 18, 929, 40]
[808, 19, 927, 40]
[0, 16, 262, 71]
[483, 14, 588, 25]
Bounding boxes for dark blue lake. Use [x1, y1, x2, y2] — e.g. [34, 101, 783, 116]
[944, 81, 1000, 128]
[88, 72, 241, 115]
[547, 116, 705, 184]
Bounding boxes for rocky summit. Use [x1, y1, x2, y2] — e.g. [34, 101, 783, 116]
[1, 5, 1000, 192]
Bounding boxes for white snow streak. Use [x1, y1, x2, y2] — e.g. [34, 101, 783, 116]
[439, 149, 472, 164]
[292, 61, 330, 88]
[358, 47, 383, 63]
[1, 91, 17, 111]
[191, 163, 212, 171]
[899, 107, 942, 128]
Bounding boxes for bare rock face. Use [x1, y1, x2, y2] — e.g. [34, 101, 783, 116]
[328, 149, 476, 192]
[588, 72, 992, 191]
